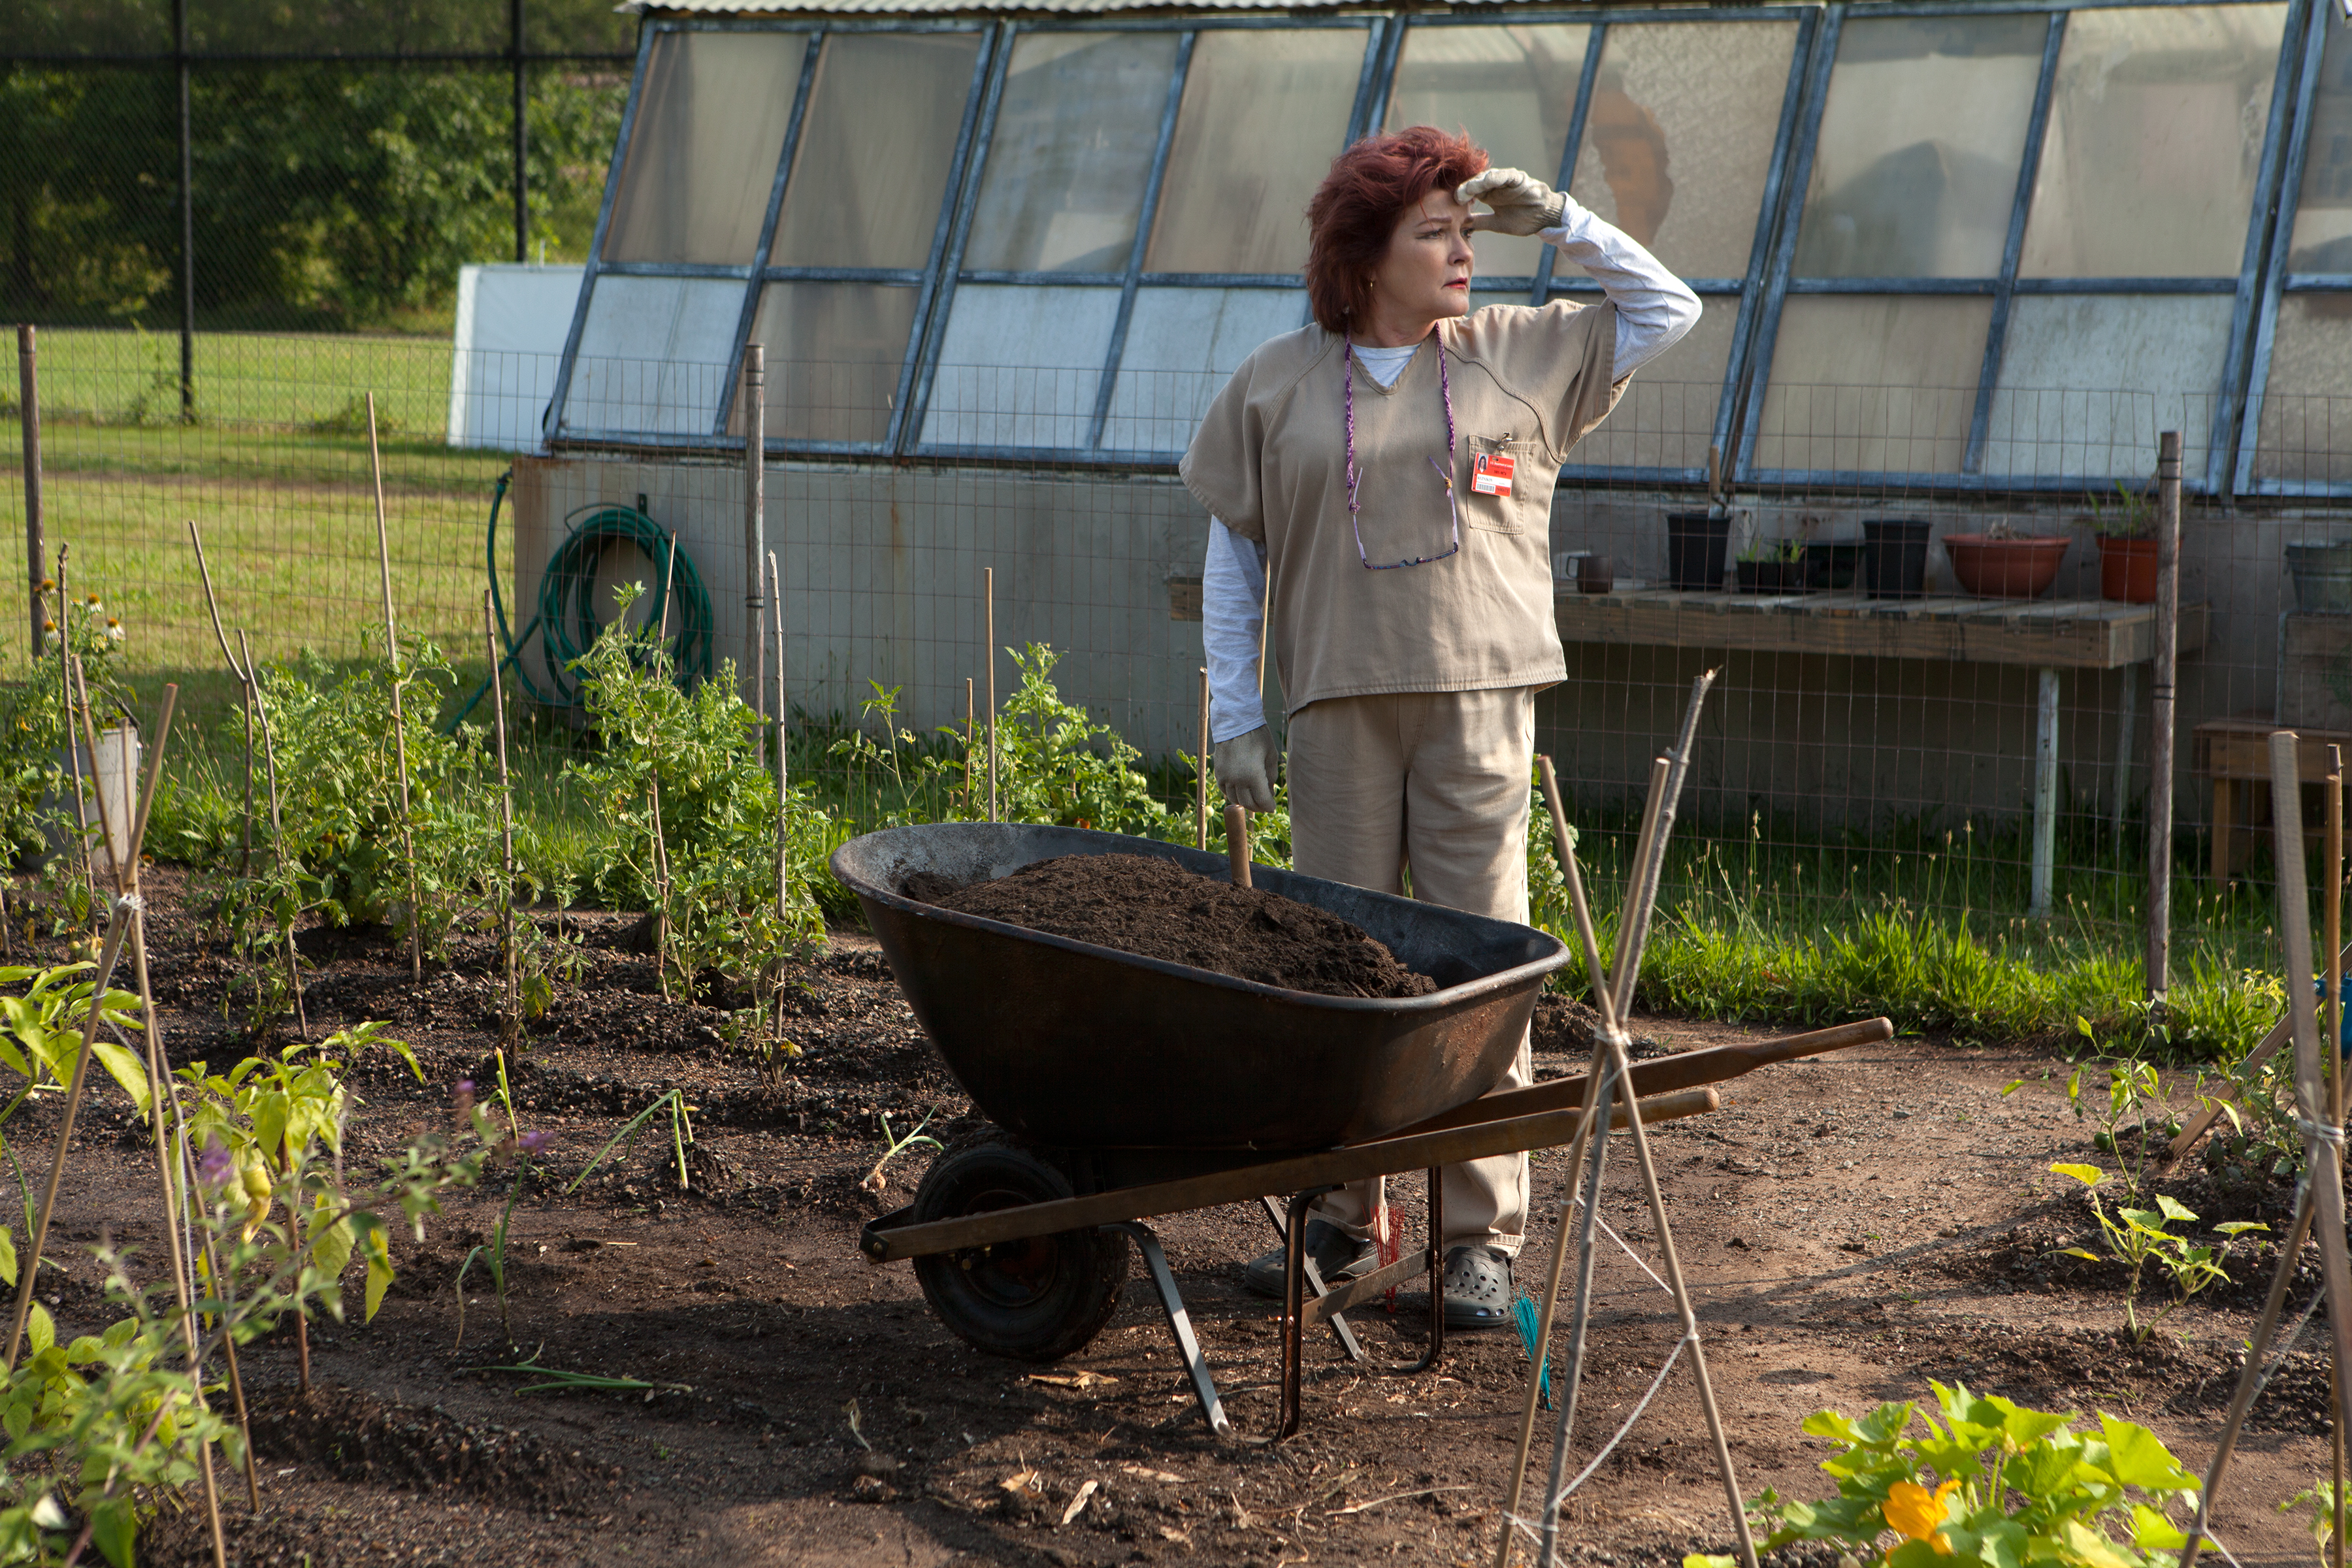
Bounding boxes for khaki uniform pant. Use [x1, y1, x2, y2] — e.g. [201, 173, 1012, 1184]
[1286, 685, 1535, 1254]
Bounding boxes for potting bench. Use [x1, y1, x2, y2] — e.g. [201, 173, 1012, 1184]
[2193, 716, 2352, 883]
[1553, 588, 2210, 915]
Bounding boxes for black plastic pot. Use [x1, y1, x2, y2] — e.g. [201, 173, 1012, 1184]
[1666, 511, 1731, 591]
[1801, 542, 1865, 592]
[1736, 559, 1805, 593]
[1862, 518, 1934, 600]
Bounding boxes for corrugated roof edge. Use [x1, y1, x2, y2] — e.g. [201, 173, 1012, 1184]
[630, 0, 1661, 15]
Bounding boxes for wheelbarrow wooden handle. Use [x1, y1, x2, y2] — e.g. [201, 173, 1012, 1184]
[860, 1086, 1719, 1264]
[1389, 1015, 1893, 1139]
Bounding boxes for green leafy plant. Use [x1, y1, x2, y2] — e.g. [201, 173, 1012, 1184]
[2063, 1036, 2178, 1201]
[566, 1088, 696, 1198]
[2280, 1478, 2340, 1552]
[1737, 537, 1805, 564]
[1695, 1380, 2202, 1568]
[483, 1351, 691, 1401]
[566, 585, 829, 993]
[2046, 1162, 2264, 1342]
[2089, 481, 2156, 540]
[860, 1109, 943, 1195]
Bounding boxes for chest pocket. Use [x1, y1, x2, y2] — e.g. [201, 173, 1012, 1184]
[1463, 434, 1539, 535]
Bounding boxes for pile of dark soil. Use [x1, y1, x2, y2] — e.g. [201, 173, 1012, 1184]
[909, 852, 1437, 1000]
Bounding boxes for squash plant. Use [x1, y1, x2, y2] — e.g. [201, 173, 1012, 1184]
[1694, 1380, 2202, 1568]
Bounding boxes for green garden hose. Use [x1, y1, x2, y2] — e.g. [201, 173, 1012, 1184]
[451, 472, 715, 730]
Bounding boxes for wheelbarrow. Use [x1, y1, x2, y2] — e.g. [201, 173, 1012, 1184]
[836, 823, 1891, 1437]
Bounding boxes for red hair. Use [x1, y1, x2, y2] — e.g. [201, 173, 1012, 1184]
[1305, 127, 1490, 335]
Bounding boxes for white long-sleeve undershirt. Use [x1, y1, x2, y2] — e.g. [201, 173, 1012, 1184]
[1201, 198, 1697, 743]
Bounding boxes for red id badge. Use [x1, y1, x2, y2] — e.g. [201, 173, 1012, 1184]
[1471, 451, 1515, 497]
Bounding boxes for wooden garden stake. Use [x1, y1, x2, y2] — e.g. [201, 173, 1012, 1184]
[985, 567, 998, 823]
[2185, 735, 2352, 1568]
[187, 521, 255, 875]
[240, 629, 306, 1039]
[1197, 666, 1210, 852]
[57, 548, 96, 903]
[483, 593, 519, 1045]
[962, 678, 975, 817]
[647, 533, 680, 998]
[365, 393, 423, 982]
[1224, 804, 1250, 889]
[770, 551, 790, 1058]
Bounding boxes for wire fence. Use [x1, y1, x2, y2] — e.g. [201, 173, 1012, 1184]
[12, 325, 2352, 1039]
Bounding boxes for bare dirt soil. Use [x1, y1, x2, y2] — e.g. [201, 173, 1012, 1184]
[26, 868, 2338, 1566]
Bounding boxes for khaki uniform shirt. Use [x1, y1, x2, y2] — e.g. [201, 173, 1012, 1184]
[1180, 301, 1620, 717]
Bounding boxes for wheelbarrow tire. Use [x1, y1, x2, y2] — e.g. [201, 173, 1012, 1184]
[911, 1141, 1129, 1364]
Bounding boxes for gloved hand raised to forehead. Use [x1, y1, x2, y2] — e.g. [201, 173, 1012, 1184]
[1212, 726, 1281, 816]
[1456, 167, 1569, 237]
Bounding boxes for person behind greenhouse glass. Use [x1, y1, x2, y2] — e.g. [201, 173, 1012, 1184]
[1182, 125, 1697, 1328]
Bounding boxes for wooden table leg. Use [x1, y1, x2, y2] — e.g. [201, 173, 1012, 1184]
[2213, 776, 2234, 885]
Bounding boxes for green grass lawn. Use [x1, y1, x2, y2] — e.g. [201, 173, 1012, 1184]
[3, 329, 512, 712]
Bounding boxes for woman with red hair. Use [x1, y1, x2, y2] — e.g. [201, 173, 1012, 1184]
[1183, 125, 1697, 1328]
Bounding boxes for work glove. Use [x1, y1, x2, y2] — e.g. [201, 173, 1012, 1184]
[1457, 167, 1569, 237]
[1212, 726, 1281, 815]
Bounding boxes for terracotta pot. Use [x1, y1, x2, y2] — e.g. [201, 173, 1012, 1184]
[1942, 534, 2069, 600]
[2097, 536, 2157, 604]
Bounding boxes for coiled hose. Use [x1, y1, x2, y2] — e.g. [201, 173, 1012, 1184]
[451, 472, 715, 729]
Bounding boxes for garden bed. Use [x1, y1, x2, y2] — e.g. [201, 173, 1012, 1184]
[9, 868, 2330, 1567]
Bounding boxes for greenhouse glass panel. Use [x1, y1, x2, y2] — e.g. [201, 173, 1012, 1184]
[1567, 20, 1801, 280]
[2017, 3, 2288, 278]
[2251, 295, 2352, 485]
[601, 31, 806, 266]
[1791, 14, 2044, 279]
[921, 286, 1121, 450]
[1385, 25, 1592, 279]
[1754, 296, 1991, 474]
[1565, 302, 1736, 473]
[2287, 3, 2352, 272]
[1099, 287, 1309, 452]
[770, 33, 984, 270]
[564, 276, 745, 434]
[1980, 295, 2232, 478]
[738, 281, 920, 446]
[1144, 29, 1368, 276]
[963, 32, 1180, 274]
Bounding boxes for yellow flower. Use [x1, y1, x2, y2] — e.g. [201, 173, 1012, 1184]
[1884, 1479, 1958, 1554]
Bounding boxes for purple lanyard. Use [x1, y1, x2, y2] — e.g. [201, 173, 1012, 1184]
[1343, 331, 1462, 570]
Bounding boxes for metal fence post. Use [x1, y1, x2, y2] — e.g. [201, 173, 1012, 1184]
[2148, 429, 2181, 1009]
[174, 0, 195, 419]
[16, 325, 39, 663]
[510, 0, 529, 263]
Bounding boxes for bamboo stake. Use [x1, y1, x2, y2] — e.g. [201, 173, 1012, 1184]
[648, 534, 679, 998]
[962, 679, 975, 817]
[56, 549, 95, 904]
[186, 521, 255, 876]
[365, 393, 423, 983]
[1224, 804, 1250, 889]
[68, 662, 118, 887]
[108, 689, 225, 1566]
[483, 593, 519, 1045]
[1196, 666, 1210, 853]
[2147, 431, 2181, 1008]
[240, 629, 306, 1039]
[2268, 731, 2352, 1537]
[2331, 745, 2347, 1568]
[770, 551, 789, 1060]
[985, 568, 998, 823]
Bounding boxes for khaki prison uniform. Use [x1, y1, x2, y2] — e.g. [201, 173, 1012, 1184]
[1180, 300, 1622, 1253]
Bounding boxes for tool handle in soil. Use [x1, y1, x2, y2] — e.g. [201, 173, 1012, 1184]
[1225, 804, 1251, 889]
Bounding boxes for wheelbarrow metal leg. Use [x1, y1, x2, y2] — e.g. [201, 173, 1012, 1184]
[1279, 1186, 1337, 1440]
[1259, 1194, 1364, 1362]
[1111, 1222, 1229, 1437]
[1411, 1166, 1445, 1375]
